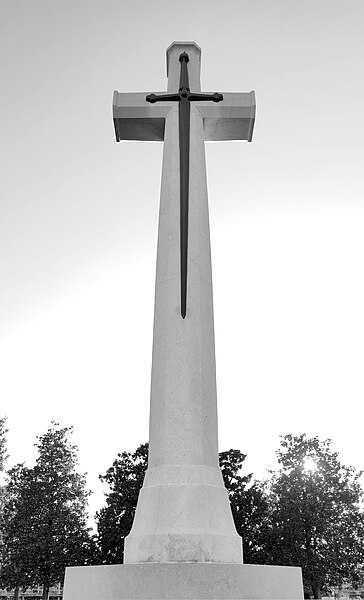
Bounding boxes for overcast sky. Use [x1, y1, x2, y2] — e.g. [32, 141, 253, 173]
[1, 0, 364, 528]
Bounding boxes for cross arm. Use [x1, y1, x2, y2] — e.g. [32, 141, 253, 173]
[146, 93, 180, 103]
[195, 91, 256, 141]
[113, 91, 173, 142]
[189, 92, 223, 103]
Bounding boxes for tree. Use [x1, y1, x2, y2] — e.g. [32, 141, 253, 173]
[0, 415, 9, 538]
[30, 423, 94, 598]
[0, 464, 36, 600]
[219, 449, 270, 564]
[0, 423, 94, 600]
[266, 434, 364, 599]
[96, 444, 269, 565]
[96, 443, 148, 564]
[0, 416, 8, 473]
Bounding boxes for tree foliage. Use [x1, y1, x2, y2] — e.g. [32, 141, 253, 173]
[0, 464, 37, 598]
[96, 443, 148, 564]
[219, 449, 270, 564]
[266, 434, 364, 599]
[0, 416, 8, 473]
[0, 416, 9, 535]
[0, 423, 94, 599]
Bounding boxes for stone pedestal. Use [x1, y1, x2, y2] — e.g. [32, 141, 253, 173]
[124, 464, 242, 564]
[63, 563, 304, 600]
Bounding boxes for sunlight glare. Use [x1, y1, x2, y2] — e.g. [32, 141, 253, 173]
[303, 457, 317, 472]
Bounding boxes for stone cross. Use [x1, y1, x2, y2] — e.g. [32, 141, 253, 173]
[113, 42, 255, 564]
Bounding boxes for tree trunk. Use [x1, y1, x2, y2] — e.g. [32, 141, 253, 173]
[42, 583, 49, 600]
[311, 583, 321, 599]
[13, 586, 19, 600]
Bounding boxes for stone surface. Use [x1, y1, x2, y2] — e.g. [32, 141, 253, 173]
[63, 563, 304, 600]
[197, 92, 255, 141]
[113, 91, 170, 141]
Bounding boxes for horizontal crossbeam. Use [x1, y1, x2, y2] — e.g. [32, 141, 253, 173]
[113, 91, 172, 141]
[113, 91, 256, 143]
[196, 91, 256, 141]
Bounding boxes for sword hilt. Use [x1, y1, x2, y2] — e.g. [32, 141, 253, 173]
[179, 53, 190, 94]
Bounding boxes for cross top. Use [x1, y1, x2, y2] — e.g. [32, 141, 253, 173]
[165, 42, 202, 92]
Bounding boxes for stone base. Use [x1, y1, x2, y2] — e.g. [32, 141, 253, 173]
[63, 562, 303, 600]
[124, 465, 243, 564]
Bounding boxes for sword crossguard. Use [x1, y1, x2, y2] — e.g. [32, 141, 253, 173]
[146, 92, 180, 103]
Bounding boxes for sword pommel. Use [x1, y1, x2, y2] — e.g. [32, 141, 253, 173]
[213, 92, 223, 102]
[179, 52, 189, 63]
[146, 93, 157, 103]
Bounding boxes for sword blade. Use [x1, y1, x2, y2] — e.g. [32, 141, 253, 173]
[179, 97, 190, 319]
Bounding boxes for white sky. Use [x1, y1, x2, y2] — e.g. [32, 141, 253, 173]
[1, 0, 364, 530]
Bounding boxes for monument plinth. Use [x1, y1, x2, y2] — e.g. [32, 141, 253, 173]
[63, 42, 303, 600]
